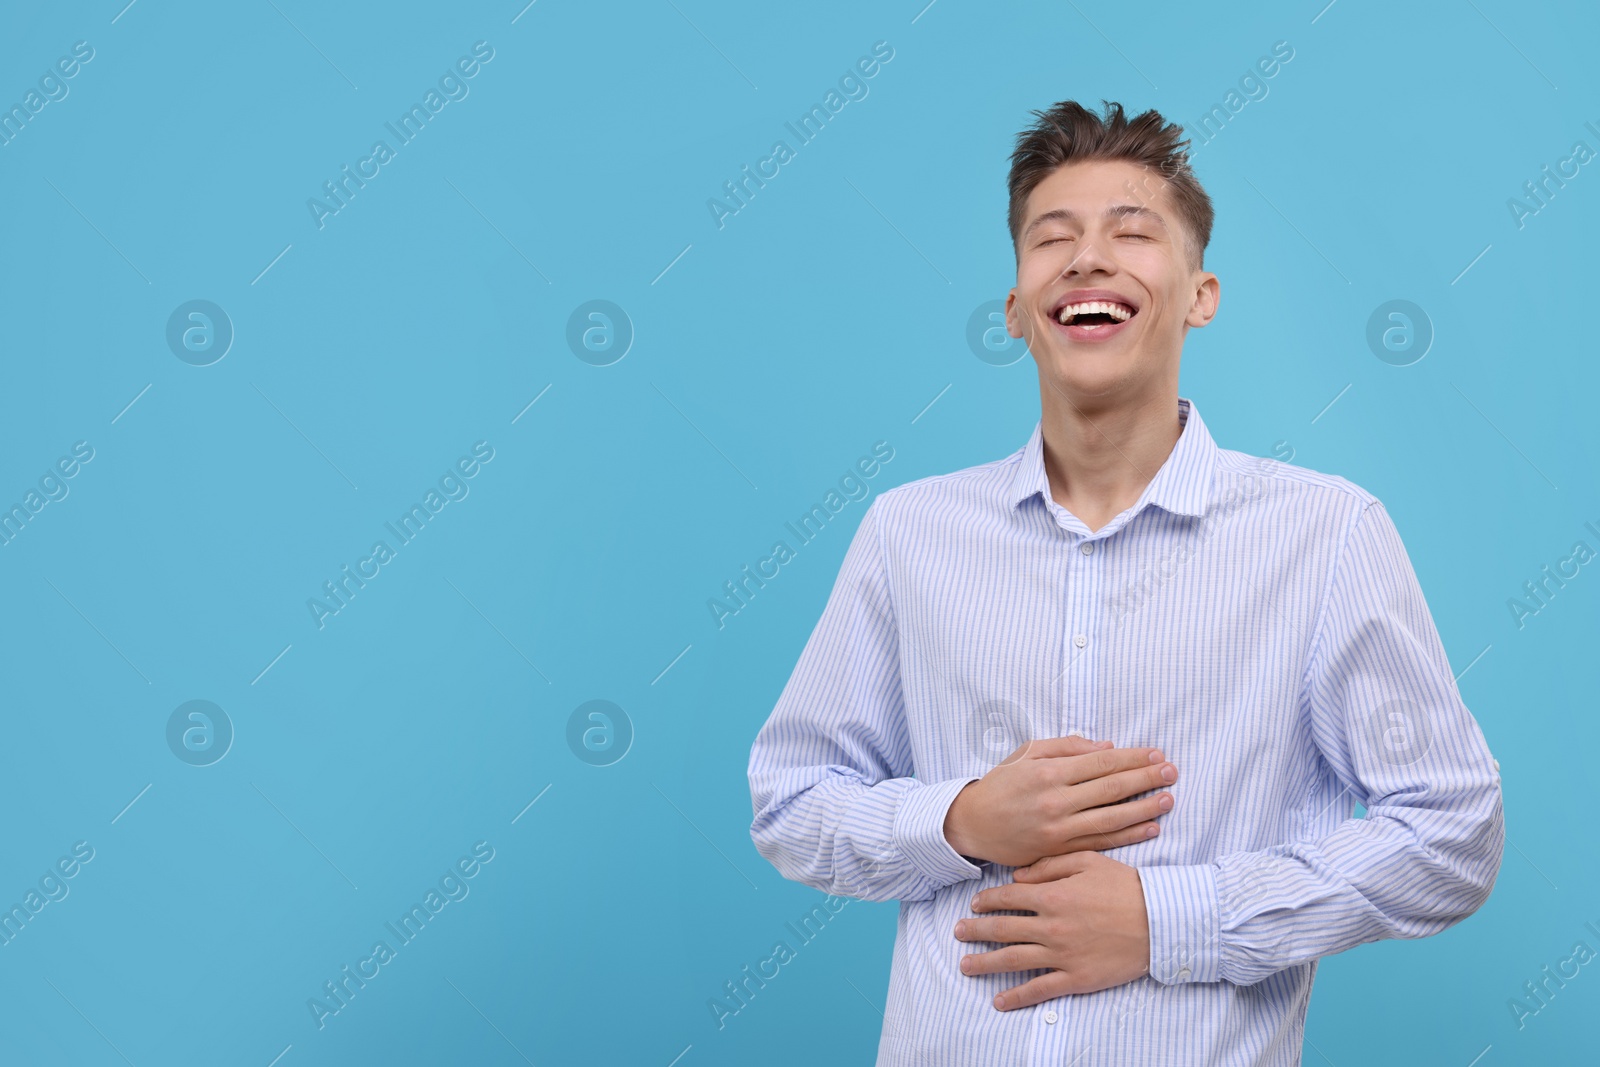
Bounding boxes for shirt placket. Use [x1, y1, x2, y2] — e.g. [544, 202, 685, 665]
[1027, 523, 1107, 1057]
[1061, 531, 1103, 740]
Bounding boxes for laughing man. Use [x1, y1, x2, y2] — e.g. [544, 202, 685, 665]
[747, 99, 1504, 1065]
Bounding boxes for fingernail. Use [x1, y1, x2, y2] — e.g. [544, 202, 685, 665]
[971, 897, 981, 910]
[1146, 824, 1159, 837]
[994, 995, 1006, 1010]
[960, 957, 972, 974]
[1149, 750, 1164, 763]
[1095, 739, 1113, 748]
[1158, 794, 1174, 811]
[955, 921, 966, 937]
[1160, 764, 1176, 782]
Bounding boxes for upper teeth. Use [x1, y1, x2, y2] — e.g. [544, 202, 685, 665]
[1058, 301, 1133, 324]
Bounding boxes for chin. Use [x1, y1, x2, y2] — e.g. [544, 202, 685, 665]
[1035, 348, 1122, 379]
[1038, 368, 1131, 403]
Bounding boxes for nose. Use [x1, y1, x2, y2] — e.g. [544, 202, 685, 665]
[1061, 234, 1113, 278]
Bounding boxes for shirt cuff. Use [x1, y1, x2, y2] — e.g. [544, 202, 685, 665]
[1139, 863, 1222, 985]
[891, 777, 986, 888]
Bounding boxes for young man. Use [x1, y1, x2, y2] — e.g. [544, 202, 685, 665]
[746, 100, 1503, 1065]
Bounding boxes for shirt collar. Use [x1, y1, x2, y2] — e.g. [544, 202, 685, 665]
[1007, 396, 1219, 521]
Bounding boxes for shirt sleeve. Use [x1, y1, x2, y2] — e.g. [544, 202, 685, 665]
[1140, 498, 1505, 986]
[748, 495, 988, 902]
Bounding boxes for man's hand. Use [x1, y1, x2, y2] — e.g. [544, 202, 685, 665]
[953, 851, 1151, 1010]
[943, 735, 1178, 868]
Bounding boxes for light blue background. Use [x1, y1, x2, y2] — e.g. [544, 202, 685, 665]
[1, 0, 1595, 1063]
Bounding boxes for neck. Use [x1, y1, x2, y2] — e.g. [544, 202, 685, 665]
[1037, 382, 1182, 534]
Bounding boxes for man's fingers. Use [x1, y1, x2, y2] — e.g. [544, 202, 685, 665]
[955, 914, 1038, 945]
[993, 971, 1077, 1011]
[1064, 761, 1179, 809]
[1026, 821, 1160, 863]
[1012, 734, 1114, 761]
[1012, 851, 1094, 882]
[1065, 792, 1174, 839]
[1046, 746, 1169, 786]
[959, 943, 1053, 977]
[971, 882, 1037, 913]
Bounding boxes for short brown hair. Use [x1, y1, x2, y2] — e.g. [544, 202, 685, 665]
[1007, 99, 1213, 270]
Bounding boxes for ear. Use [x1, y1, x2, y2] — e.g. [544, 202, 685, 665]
[1004, 288, 1023, 339]
[1185, 271, 1220, 328]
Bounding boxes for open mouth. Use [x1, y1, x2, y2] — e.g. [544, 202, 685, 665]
[1056, 300, 1135, 328]
[1049, 296, 1138, 341]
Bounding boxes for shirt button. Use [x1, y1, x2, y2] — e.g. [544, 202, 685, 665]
[1080, 541, 1095, 555]
[1177, 966, 1191, 979]
[1493, 758, 1501, 771]
[1044, 1009, 1058, 1024]
[1073, 634, 1087, 648]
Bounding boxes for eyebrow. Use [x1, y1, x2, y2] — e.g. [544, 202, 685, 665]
[1023, 204, 1168, 241]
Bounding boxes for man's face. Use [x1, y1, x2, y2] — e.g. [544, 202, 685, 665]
[1004, 160, 1218, 408]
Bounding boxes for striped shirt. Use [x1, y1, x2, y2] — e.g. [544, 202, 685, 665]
[747, 397, 1504, 1066]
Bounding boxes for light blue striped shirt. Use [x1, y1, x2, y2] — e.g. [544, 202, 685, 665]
[747, 397, 1504, 1066]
